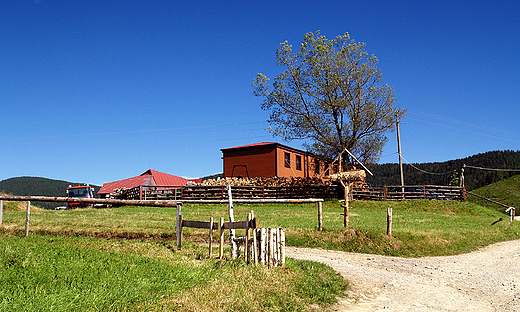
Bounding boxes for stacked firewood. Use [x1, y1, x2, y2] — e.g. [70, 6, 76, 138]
[109, 187, 129, 199]
[199, 176, 335, 187]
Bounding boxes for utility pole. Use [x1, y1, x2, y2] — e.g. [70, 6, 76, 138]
[397, 115, 405, 196]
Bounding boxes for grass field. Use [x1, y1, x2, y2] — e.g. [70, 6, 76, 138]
[1, 199, 519, 311]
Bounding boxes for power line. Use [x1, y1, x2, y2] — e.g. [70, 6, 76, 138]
[401, 155, 453, 175]
[409, 110, 520, 138]
[464, 165, 520, 172]
[407, 117, 520, 145]
[0, 121, 269, 141]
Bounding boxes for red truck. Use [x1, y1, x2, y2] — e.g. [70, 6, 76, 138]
[66, 184, 94, 208]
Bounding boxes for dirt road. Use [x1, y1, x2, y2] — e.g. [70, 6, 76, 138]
[287, 239, 520, 311]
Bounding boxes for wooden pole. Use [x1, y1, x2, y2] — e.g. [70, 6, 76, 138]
[176, 203, 182, 249]
[219, 217, 224, 259]
[387, 207, 393, 236]
[25, 201, 31, 237]
[267, 228, 274, 268]
[0, 200, 3, 225]
[228, 186, 237, 259]
[209, 217, 213, 257]
[397, 116, 405, 198]
[318, 201, 323, 231]
[0, 194, 183, 207]
[245, 213, 251, 264]
[260, 228, 266, 265]
[280, 228, 286, 265]
[251, 210, 257, 265]
[275, 228, 280, 266]
[341, 181, 350, 228]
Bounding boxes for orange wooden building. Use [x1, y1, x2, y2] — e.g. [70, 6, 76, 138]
[221, 142, 330, 178]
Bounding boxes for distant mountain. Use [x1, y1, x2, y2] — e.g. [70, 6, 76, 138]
[201, 173, 224, 181]
[0, 177, 100, 210]
[365, 150, 520, 190]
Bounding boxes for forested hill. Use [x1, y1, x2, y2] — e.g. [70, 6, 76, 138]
[0, 177, 100, 209]
[365, 150, 520, 191]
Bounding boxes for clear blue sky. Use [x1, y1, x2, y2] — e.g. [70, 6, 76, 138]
[1, 0, 519, 186]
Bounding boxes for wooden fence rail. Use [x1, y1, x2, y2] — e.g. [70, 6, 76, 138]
[352, 185, 464, 201]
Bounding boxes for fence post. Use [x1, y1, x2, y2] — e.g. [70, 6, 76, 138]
[260, 228, 266, 265]
[245, 213, 251, 264]
[228, 186, 237, 259]
[176, 203, 183, 249]
[280, 228, 286, 265]
[318, 201, 323, 231]
[209, 217, 213, 257]
[25, 201, 31, 237]
[0, 199, 3, 225]
[387, 207, 393, 236]
[219, 217, 224, 259]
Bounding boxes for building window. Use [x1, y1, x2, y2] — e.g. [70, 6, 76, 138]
[314, 159, 320, 174]
[284, 152, 291, 168]
[296, 155, 302, 171]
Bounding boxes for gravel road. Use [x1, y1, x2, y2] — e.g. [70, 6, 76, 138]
[287, 239, 520, 311]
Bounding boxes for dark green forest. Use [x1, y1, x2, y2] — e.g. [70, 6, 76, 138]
[0, 177, 100, 210]
[365, 150, 520, 190]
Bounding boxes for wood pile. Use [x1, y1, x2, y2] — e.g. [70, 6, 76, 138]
[199, 177, 335, 187]
[326, 169, 366, 183]
[109, 187, 129, 199]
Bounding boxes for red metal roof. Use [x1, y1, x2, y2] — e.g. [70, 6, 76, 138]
[98, 169, 202, 195]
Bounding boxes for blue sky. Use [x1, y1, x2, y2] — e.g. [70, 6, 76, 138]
[1, 0, 519, 186]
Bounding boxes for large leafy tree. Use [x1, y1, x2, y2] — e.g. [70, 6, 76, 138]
[253, 31, 405, 166]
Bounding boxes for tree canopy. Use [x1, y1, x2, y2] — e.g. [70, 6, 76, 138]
[253, 31, 405, 166]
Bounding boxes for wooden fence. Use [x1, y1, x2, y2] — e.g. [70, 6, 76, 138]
[352, 185, 464, 201]
[121, 185, 339, 201]
[114, 184, 464, 202]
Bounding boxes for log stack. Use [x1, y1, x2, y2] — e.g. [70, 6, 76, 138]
[326, 169, 366, 184]
[199, 176, 335, 187]
[109, 187, 129, 199]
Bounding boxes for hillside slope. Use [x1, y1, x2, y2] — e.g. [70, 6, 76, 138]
[0, 177, 100, 209]
[467, 174, 520, 215]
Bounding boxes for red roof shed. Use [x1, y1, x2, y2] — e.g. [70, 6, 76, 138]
[98, 169, 202, 196]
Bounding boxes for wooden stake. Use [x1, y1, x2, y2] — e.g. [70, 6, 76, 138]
[387, 207, 393, 236]
[260, 228, 266, 265]
[219, 217, 224, 259]
[25, 201, 31, 237]
[318, 201, 323, 231]
[176, 203, 182, 249]
[209, 217, 213, 257]
[251, 210, 257, 266]
[228, 186, 237, 259]
[0, 200, 3, 225]
[245, 213, 251, 263]
[340, 181, 350, 228]
[280, 228, 286, 265]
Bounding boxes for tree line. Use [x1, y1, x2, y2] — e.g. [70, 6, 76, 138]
[365, 150, 520, 191]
